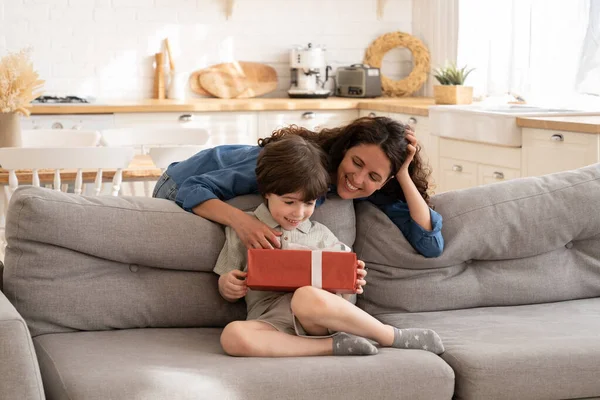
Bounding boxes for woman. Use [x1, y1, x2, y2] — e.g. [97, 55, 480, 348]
[152, 116, 443, 257]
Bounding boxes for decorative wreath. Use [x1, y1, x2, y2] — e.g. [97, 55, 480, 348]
[364, 31, 430, 97]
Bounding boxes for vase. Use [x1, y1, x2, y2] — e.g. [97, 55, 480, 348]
[0, 112, 23, 147]
[433, 85, 473, 105]
[167, 70, 186, 100]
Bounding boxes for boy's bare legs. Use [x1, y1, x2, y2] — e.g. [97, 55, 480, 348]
[220, 320, 376, 357]
[291, 286, 394, 344]
[291, 286, 444, 354]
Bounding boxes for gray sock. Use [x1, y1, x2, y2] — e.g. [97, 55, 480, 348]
[333, 332, 378, 356]
[392, 328, 445, 354]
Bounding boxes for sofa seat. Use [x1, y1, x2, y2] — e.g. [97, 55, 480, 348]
[33, 327, 454, 400]
[378, 298, 600, 400]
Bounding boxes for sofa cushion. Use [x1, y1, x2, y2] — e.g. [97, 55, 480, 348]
[33, 327, 454, 400]
[378, 298, 600, 400]
[0, 290, 44, 400]
[3, 187, 355, 336]
[356, 164, 600, 314]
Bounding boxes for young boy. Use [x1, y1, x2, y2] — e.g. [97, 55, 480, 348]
[214, 134, 444, 357]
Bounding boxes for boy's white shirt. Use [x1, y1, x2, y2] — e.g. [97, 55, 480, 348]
[213, 203, 356, 319]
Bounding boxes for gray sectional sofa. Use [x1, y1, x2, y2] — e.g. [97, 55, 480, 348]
[1, 163, 600, 400]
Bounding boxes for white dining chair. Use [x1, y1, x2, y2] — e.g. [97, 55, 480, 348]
[21, 129, 102, 147]
[100, 127, 209, 154]
[100, 127, 209, 196]
[0, 146, 135, 260]
[148, 145, 207, 172]
[0, 146, 135, 197]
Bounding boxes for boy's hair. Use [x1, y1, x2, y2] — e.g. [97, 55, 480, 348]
[256, 134, 330, 202]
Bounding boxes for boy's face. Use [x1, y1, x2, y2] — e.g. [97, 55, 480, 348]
[265, 191, 317, 231]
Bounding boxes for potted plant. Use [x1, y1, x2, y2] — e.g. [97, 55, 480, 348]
[432, 63, 474, 105]
[0, 48, 44, 147]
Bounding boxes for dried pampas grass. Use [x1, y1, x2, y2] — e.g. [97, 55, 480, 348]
[0, 48, 44, 116]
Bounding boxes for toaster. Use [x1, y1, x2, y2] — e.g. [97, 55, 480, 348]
[335, 64, 382, 98]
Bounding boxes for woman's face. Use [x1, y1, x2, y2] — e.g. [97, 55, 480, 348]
[336, 144, 392, 199]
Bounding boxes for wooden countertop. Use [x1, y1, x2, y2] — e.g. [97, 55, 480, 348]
[0, 154, 161, 185]
[28, 97, 434, 116]
[27, 97, 600, 133]
[516, 115, 600, 134]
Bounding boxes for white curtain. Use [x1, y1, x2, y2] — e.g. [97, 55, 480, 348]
[576, 0, 600, 96]
[457, 0, 593, 102]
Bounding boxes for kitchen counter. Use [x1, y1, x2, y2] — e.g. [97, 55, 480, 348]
[517, 115, 600, 134]
[28, 97, 600, 134]
[28, 97, 434, 116]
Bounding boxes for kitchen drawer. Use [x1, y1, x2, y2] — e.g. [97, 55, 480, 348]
[258, 110, 358, 135]
[521, 128, 600, 177]
[478, 164, 520, 186]
[113, 112, 259, 146]
[388, 112, 424, 131]
[439, 138, 521, 170]
[439, 157, 478, 192]
[359, 110, 389, 118]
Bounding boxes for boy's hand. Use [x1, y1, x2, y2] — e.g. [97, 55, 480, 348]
[219, 270, 248, 302]
[355, 260, 367, 295]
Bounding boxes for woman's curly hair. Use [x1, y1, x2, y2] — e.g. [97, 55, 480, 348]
[258, 116, 433, 207]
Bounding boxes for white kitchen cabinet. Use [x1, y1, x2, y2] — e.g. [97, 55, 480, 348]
[439, 157, 478, 191]
[113, 112, 259, 146]
[257, 110, 358, 138]
[521, 128, 600, 177]
[437, 138, 521, 193]
[358, 109, 387, 118]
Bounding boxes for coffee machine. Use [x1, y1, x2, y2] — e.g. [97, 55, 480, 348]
[288, 43, 332, 98]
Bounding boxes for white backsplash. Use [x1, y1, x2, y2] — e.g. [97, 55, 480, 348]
[1, 0, 414, 100]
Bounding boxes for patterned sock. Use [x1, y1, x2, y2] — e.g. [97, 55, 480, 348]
[392, 328, 445, 354]
[332, 332, 378, 356]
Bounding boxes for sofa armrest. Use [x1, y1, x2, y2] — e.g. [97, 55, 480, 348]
[0, 290, 45, 399]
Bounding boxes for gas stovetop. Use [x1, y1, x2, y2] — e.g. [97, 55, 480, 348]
[32, 96, 90, 104]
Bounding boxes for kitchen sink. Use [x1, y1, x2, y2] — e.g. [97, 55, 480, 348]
[482, 106, 578, 114]
[428, 104, 593, 147]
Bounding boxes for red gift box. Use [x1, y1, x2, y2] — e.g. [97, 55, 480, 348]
[246, 249, 357, 294]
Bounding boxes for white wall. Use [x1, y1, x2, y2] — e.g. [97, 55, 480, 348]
[0, 0, 414, 100]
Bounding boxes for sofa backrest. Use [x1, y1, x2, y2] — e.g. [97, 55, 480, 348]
[356, 164, 600, 315]
[3, 187, 355, 337]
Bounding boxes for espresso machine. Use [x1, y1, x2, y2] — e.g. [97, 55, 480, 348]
[288, 43, 332, 98]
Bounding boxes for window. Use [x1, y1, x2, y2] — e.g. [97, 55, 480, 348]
[457, 0, 598, 104]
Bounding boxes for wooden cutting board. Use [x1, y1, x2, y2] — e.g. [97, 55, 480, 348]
[189, 62, 278, 99]
[189, 69, 211, 96]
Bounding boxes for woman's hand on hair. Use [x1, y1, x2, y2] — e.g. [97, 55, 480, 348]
[355, 260, 367, 295]
[233, 213, 282, 249]
[396, 130, 418, 179]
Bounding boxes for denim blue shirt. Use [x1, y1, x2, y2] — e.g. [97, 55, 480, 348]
[167, 145, 444, 257]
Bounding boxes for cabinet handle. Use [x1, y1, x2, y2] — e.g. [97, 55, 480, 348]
[452, 165, 463, 172]
[551, 134, 564, 142]
[52, 122, 63, 129]
[302, 112, 316, 120]
[407, 117, 417, 126]
[493, 171, 505, 180]
[368, 112, 376, 118]
[179, 114, 193, 122]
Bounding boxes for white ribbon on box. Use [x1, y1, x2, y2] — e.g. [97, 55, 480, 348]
[286, 242, 351, 289]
